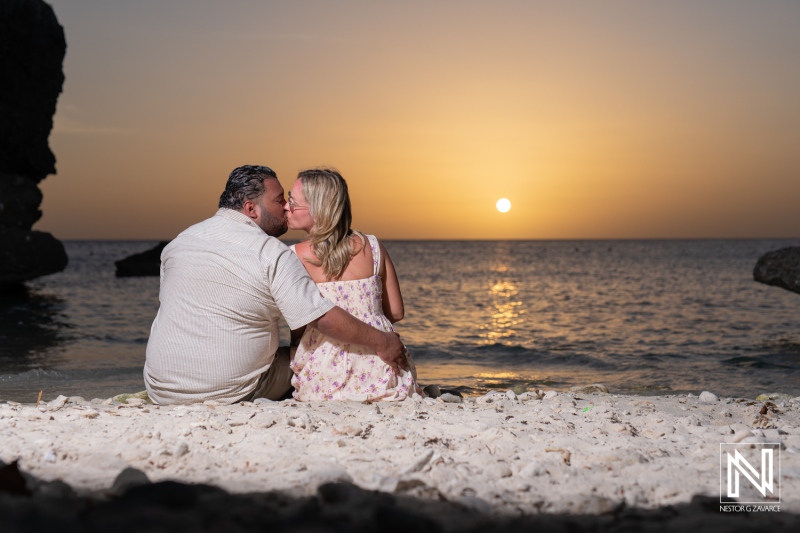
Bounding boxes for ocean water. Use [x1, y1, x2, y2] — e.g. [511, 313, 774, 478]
[1, 239, 799, 403]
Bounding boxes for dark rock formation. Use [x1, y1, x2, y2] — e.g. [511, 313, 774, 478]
[1, 463, 799, 533]
[115, 241, 169, 277]
[754, 246, 800, 295]
[0, 0, 68, 290]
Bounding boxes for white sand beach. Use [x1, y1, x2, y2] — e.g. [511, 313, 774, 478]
[2, 388, 798, 517]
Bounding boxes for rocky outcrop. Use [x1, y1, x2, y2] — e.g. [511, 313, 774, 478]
[115, 242, 169, 277]
[0, 0, 68, 290]
[754, 246, 800, 296]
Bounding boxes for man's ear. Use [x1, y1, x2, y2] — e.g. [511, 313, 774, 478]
[242, 199, 258, 220]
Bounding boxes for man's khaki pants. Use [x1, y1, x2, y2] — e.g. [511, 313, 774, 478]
[239, 347, 293, 402]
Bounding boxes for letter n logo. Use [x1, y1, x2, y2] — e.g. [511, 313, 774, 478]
[720, 443, 780, 504]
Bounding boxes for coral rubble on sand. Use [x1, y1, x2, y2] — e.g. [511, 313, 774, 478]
[1, 390, 799, 518]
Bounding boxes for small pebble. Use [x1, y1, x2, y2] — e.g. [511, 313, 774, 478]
[698, 391, 718, 403]
[173, 441, 190, 457]
[438, 393, 463, 404]
[47, 396, 68, 410]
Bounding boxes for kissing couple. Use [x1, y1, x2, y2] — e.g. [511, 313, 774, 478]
[144, 165, 422, 405]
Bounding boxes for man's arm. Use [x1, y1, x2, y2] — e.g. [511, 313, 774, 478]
[314, 307, 409, 373]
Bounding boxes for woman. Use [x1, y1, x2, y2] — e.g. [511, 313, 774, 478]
[285, 168, 420, 401]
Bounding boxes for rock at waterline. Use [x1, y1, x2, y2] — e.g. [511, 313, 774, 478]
[115, 241, 169, 277]
[0, 0, 68, 290]
[0, 227, 67, 287]
[754, 246, 800, 295]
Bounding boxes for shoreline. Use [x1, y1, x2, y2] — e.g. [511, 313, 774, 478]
[2, 389, 799, 523]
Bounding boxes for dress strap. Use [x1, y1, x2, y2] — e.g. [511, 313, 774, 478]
[366, 234, 380, 276]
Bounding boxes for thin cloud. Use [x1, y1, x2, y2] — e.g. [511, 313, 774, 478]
[52, 105, 134, 135]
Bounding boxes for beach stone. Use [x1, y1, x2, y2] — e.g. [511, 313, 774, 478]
[173, 441, 190, 457]
[125, 398, 145, 407]
[32, 478, 75, 499]
[79, 409, 99, 419]
[46, 395, 67, 410]
[698, 391, 718, 403]
[526, 389, 545, 400]
[110, 467, 150, 496]
[287, 413, 312, 430]
[753, 246, 800, 295]
[476, 391, 505, 404]
[756, 392, 794, 402]
[112, 391, 152, 404]
[517, 462, 548, 477]
[209, 415, 232, 433]
[569, 384, 609, 394]
[438, 393, 463, 404]
[505, 390, 517, 401]
[543, 390, 558, 399]
[307, 467, 353, 487]
[456, 495, 492, 513]
[422, 384, 441, 398]
[404, 449, 434, 474]
[332, 424, 362, 436]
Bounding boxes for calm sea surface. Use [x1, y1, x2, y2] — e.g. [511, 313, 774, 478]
[1, 239, 799, 402]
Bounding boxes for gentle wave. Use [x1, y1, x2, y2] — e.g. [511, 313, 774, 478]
[0, 366, 143, 383]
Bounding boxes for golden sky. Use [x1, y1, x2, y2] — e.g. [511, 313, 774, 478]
[38, 1, 800, 240]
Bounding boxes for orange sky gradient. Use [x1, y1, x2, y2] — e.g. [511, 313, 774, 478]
[38, 1, 800, 240]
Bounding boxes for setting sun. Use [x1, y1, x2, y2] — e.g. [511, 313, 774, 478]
[496, 198, 511, 213]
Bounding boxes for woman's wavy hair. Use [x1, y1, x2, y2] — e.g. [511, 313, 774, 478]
[299, 168, 364, 280]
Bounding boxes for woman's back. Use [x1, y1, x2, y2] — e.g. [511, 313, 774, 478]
[293, 234, 374, 284]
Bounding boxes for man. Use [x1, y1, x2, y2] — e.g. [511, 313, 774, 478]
[144, 165, 408, 404]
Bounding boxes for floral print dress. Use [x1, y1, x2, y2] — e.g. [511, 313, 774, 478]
[290, 234, 419, 401]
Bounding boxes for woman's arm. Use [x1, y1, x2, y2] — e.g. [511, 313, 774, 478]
[379, 242, 404, 323]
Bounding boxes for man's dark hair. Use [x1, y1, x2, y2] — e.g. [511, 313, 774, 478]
[218, 165, 278, 209]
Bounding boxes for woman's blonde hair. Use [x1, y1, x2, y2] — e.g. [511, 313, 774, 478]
[299, 168, 365, 280]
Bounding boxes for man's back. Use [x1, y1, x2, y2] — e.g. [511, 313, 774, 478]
[144, 208, 332, 404]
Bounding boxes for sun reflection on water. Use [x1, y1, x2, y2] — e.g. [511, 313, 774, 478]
[478, 274, 526, 344]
